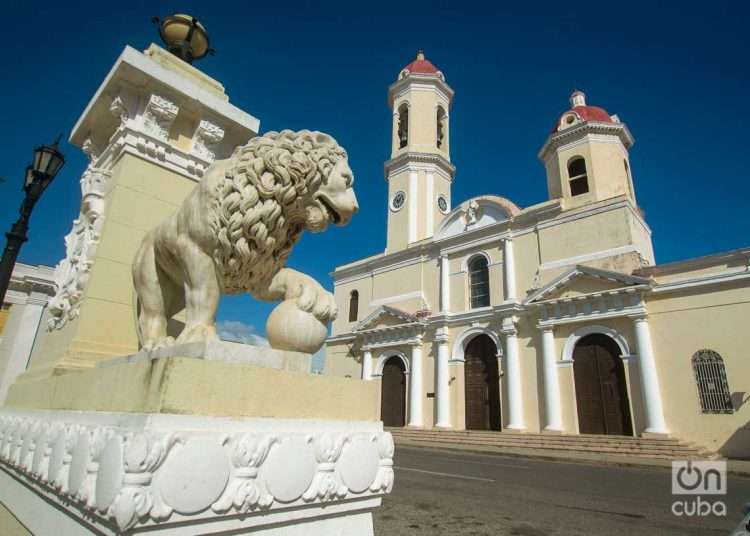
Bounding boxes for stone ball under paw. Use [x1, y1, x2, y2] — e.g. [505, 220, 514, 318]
[266, 299, 328, 354]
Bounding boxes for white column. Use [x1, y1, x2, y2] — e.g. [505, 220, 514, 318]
[503, 237, 517, 301]
[540, 327, 563, 432]
[408, 171, 418, 243]
[502, 318, 525, 430]
[440, 254, 450, 313]
[632, 316, 669, 434]
[408, 342, 424, 427]
[425, 173, 434, 237]
[435, 329, 451, 428]
[361, 349, 373, 381]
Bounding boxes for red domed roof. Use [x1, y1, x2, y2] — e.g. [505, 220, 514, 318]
[553, 91, 614, 133]
[401, 50, 440, 75]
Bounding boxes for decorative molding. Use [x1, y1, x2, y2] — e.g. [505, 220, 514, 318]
[47, 166, 113, 330]
[0, 410, 393, 533]
[142, 94, 179, 141]
[192, 119, 225, 161]
[538, 245, 641, 271]
[561, 324, 632, 364]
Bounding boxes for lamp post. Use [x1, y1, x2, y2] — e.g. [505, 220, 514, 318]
[152, 14, 213, 64]
[0, 138, 65, 305]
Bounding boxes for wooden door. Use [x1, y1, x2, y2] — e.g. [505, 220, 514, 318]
[464, 336, 501, 430]
[381, 357, 406, 427]
[573, 334, 633, 435]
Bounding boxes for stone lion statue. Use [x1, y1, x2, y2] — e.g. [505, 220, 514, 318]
[132, 129, 358, 351]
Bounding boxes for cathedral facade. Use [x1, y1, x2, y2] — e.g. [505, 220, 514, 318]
[324, 52, 749, 457]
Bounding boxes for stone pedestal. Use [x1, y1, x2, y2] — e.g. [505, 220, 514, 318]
[0, 408, 393, 535]
[99, 340, 312, 374]
[1, 348, 390, 535]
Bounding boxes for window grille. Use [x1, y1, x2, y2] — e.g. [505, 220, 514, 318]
[469, 256, 490, 309]
[692, 349, 733, 414]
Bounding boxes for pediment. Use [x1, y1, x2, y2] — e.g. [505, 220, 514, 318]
[354, 305, 422, 332]
[525, 265, 651, 304]
[435, 195, 521, 240]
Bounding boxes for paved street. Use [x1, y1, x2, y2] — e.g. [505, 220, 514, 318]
[374, 446, 750, 535]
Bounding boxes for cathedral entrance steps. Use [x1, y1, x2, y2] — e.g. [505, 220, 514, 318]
[386, 428, 715, 461]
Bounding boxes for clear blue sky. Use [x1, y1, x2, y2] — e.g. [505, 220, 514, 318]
[2, 1, 748, 340]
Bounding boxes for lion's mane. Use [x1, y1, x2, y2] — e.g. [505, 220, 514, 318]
[209, 129, 347, 294]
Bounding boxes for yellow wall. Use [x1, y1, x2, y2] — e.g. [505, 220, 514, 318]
[25, 153, 197, 377]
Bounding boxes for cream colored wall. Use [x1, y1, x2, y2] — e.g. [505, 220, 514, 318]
[25, 154, 196, 376]
[324, 340, 362, 379]
[645, 284, 750, 456]
[392, 90, 449, 157]
[551, 136, 633, 210]
[386, 170, 410, 253]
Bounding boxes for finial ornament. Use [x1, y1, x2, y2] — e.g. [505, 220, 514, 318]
[570, 90, 587, 107]
[416, 49, 425, 61]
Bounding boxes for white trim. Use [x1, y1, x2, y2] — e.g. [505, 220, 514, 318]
[426, 173, 434, 237]
[561, 324, 631, 363]
[539, 245, 639, 271]
[462, 251, 492, 272]
[373, 350, 410, 377]
[369, 291, 424, 308]
[451, 326, 503, 363]
[71, 45, 259, 144]
[538, 305, 647, 328]
[408, 172, 418, 243]
[651, 270, 750, 294]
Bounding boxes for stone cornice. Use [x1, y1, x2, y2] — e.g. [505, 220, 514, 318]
[538, 121, 634, 161]
[387, 74, 454, 109]
[384, 151, 455, 180]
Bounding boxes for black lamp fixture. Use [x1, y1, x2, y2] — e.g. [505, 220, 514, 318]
[152, 14, 214, 64]
[0, 137, 65, 304]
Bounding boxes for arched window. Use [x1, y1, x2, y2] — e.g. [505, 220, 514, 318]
[348, 290, 359, 322]
[397, 103, 409, 149]
[567, 157, 589, 196]
[436, 107, 447, 149]
[692, 349, 734, 414]
[468, 256, 490, 309]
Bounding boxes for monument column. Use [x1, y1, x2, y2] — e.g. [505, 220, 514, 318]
[502, 317, 525, 430]
[408, 340, 424, 427]
[15, 44, 259, 382]
[540, 326, 563, 432]
[435, 328, 451, 428]
[632, 315, 669, 435]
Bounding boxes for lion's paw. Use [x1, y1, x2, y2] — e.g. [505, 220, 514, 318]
[176, 324, 218, 345]
[296, 284, 337, 323]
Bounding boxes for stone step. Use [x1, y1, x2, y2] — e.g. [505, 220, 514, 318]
[392, 436, 705, 458]
[387, 428, 682, 443]
[386, 429, 714, 460]
[387, 431, 690, 449]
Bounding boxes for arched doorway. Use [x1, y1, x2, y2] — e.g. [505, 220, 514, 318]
[381, 356, 406, 427]
[573, 333, 633, 435]
[464, 335, 501, 430]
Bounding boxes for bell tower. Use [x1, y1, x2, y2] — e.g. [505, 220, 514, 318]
[539, 91, 637, 211]
[385, 51, 455, 254]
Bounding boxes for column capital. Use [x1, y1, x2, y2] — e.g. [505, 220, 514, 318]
[629, 313, 649, 322]
[500, 316, 518, 336]
[539, 325, 554, 334]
